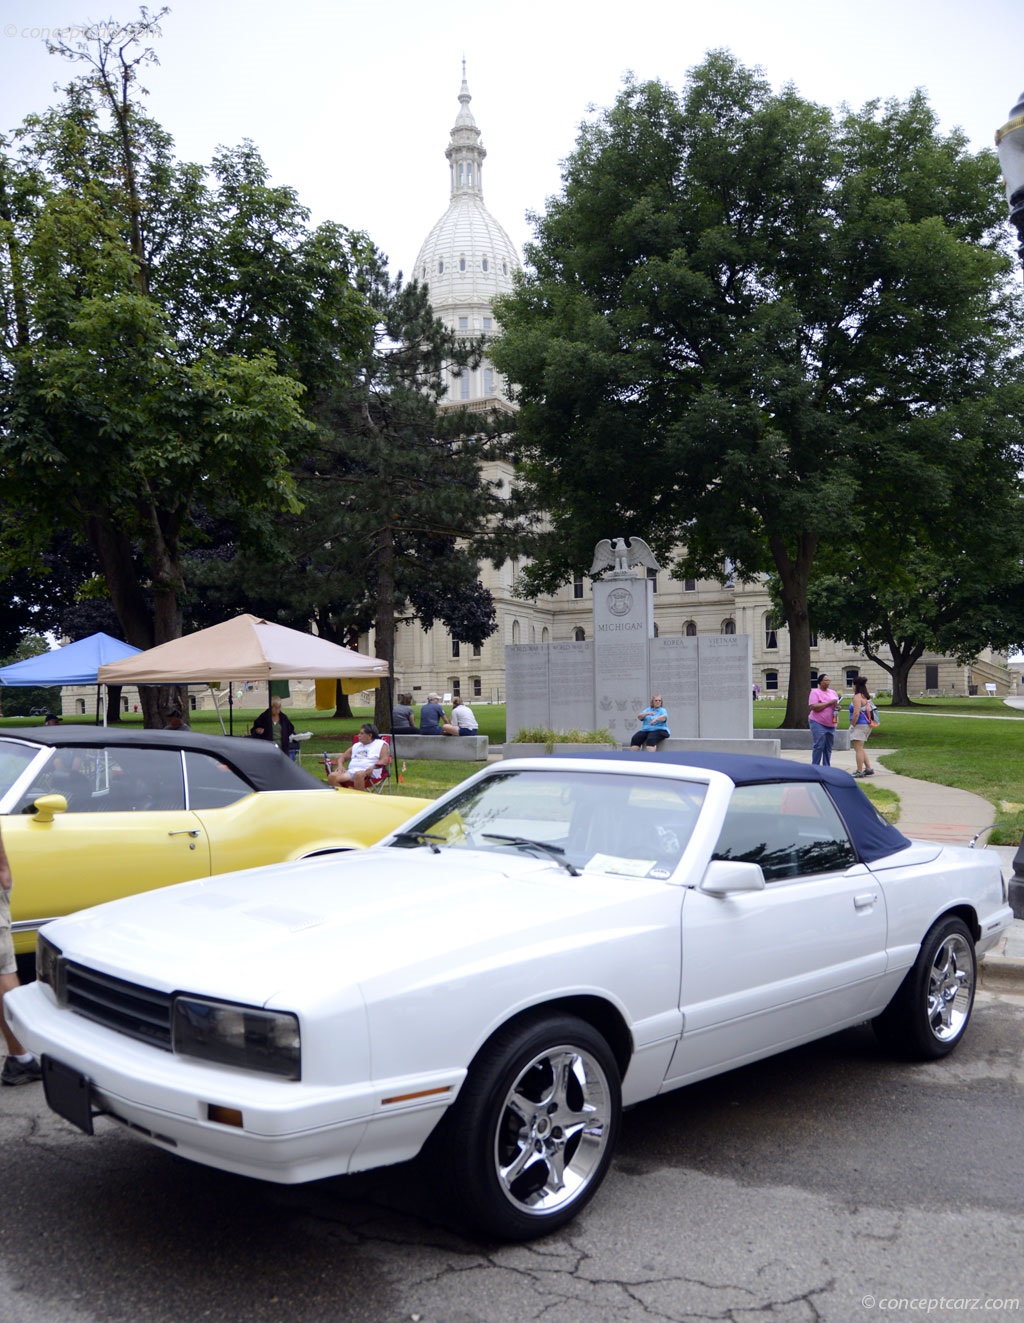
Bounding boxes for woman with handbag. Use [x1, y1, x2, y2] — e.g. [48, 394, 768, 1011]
[849, 676, 876, 778]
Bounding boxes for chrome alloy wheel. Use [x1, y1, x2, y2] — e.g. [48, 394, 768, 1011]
[493, 1042, 614, 1217]
[926, 931, 975, 1042]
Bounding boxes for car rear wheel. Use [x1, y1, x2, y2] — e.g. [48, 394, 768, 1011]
[434, 1013, 621, 1241]
[873, 916, 976, 1060]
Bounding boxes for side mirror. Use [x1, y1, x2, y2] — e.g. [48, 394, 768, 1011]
[699, 859, 766, 896]
[29, 794, 68, 824]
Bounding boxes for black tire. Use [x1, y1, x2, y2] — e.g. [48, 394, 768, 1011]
[873, 916, 976, 1060]
[433, 1013, 621, 1241]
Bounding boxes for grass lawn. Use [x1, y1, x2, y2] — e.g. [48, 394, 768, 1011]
[7, 695, 1022, 843]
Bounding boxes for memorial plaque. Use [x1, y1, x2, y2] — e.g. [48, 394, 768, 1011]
[593, 578, 651, 741]
[651, 636, 699, 737]
[549, 642, 595, 731]
[505, 645, 550, 738]
[698, 635, 753, 738]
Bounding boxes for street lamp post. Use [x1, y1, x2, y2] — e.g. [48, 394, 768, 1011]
[996, 90, 1024, 282]
[996, 93, 1024, 914]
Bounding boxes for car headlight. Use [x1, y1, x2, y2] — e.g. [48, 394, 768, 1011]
[172, 997, 301, 1080]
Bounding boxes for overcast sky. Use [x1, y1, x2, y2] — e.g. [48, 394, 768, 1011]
[1, 0, 1022, 279]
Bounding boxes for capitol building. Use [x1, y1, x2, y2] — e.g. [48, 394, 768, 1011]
[388, 72, 1012, 706]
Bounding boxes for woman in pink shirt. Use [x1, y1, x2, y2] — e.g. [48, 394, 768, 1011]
[808, 673, 840, 766]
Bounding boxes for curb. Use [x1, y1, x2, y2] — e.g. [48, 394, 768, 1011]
[979, 956, 1024, 990]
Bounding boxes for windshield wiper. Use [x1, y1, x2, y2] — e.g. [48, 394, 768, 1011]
[482, 834, 580, 876]
[391, 830, 446, 854]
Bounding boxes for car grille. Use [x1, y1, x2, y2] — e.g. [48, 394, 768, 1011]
[64, 962, 173, 1050]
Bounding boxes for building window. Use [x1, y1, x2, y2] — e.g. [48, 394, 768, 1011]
[452, 639, 460, 658]
[721, 619, 736, 635]
[484, 367, 494, 395]
[482, 257, 489, 272]
[472, 643, 481, 658]
[459, 256, 466, 272]
[502, 260, 508, 275]
[512, 620, 520, 643]
[451, 677, 461, 698]
[541, 628, 549, 642]
[573, 577, 584, 599]
[472, 676, 482, 697]
[466, 164, 473, 186]
[653, 622, 660, 637]
[845, 668, 859, 689]
[765, 670, 779, 691]
[684, 621, 697, 637]
[458, 316, 468, 330]
[438, 259, 444, 274]
[460, 373, 470, 400]
[683, 579, 696, 592]
[647, 567, 657, 593]
[573, 627, 586, 642]
[926, 663, 939, 689]
[482, 316, 492, 331]
[809, 628, 818, 648]
[723, 558, 735, 587]
[764, 613, 779, 650]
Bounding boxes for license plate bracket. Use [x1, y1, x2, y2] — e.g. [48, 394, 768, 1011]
[42, 1056, 95, 1135]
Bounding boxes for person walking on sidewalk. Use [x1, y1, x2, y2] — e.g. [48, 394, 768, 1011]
[808, 673, 840, 766]
[849, 676, 875, 778]
[0, 823, 41, 1085]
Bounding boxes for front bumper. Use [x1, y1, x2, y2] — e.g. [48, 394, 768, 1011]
[5, 983, 461, 1184]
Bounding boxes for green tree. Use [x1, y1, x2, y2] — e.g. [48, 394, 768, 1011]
[186, 272, 512, 727]
[804, 385, 1024, 702]
[0, 11, 376, 724]
[492, 53, 1022, 725]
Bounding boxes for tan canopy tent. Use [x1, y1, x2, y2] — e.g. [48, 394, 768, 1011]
[97, 614, 389, 732]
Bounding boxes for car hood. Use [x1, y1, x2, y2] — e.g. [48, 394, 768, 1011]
[43, 848, 672, 1007]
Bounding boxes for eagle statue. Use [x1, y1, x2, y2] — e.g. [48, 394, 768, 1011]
[589, 536, 661, 576]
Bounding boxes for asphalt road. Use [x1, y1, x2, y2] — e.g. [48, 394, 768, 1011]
[2, 987, 1023, 1323]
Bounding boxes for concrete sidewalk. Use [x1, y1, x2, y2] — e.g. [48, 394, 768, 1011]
[780, 744, 1024, 986]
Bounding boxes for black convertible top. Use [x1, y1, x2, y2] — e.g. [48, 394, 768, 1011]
[0, 726, 326, 794]
[553, 750, 913, 864]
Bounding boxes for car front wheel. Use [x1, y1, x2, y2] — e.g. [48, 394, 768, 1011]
[873, 915, 976, 1060]
[436, 1013, 622, 1241]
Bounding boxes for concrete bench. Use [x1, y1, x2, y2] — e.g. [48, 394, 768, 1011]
[658, 738, 780, 757]
[391, 733, 489, 761]
[753, 728, 850, 751]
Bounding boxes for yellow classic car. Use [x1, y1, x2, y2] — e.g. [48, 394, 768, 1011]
[0, 727, 430, 955]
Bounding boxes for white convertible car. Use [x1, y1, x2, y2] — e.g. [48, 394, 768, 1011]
[6, 753, 1012, 1241]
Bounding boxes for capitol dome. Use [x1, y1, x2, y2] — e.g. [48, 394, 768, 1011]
[412, 68, 521, 406]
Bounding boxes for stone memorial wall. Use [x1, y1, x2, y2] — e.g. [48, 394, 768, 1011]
[505, 541, 753, 744]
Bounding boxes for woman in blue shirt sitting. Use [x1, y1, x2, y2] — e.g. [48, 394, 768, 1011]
[630, 694, 670, 751]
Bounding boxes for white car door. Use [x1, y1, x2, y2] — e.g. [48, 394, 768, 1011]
[663, 780, 888, 1088]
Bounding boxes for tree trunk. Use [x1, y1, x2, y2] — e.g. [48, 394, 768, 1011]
[372, 522, 397, 731]
[771, 534, 816, 729]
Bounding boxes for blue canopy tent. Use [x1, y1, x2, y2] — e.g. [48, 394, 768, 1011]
[0, 633, 142, 721]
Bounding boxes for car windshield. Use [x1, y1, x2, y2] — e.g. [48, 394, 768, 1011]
[0, 739, 43, 798]
[391, 768, 706, 878]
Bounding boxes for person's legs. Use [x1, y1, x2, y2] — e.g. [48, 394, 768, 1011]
[821, 727, 834, 766]
[850, 728, 868, 774]
[810, 721, 827, 765]
[1, 972, 27, 1057]
[629, 731, 646, 751]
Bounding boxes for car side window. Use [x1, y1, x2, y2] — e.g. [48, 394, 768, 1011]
[183, 751, 253, 809]
[713, 782, 857, 882]
[19, 747, 186, 813]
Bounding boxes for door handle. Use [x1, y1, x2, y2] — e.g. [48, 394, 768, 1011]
[854, 891, 878, 909]
[168, 829, 201, 838]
